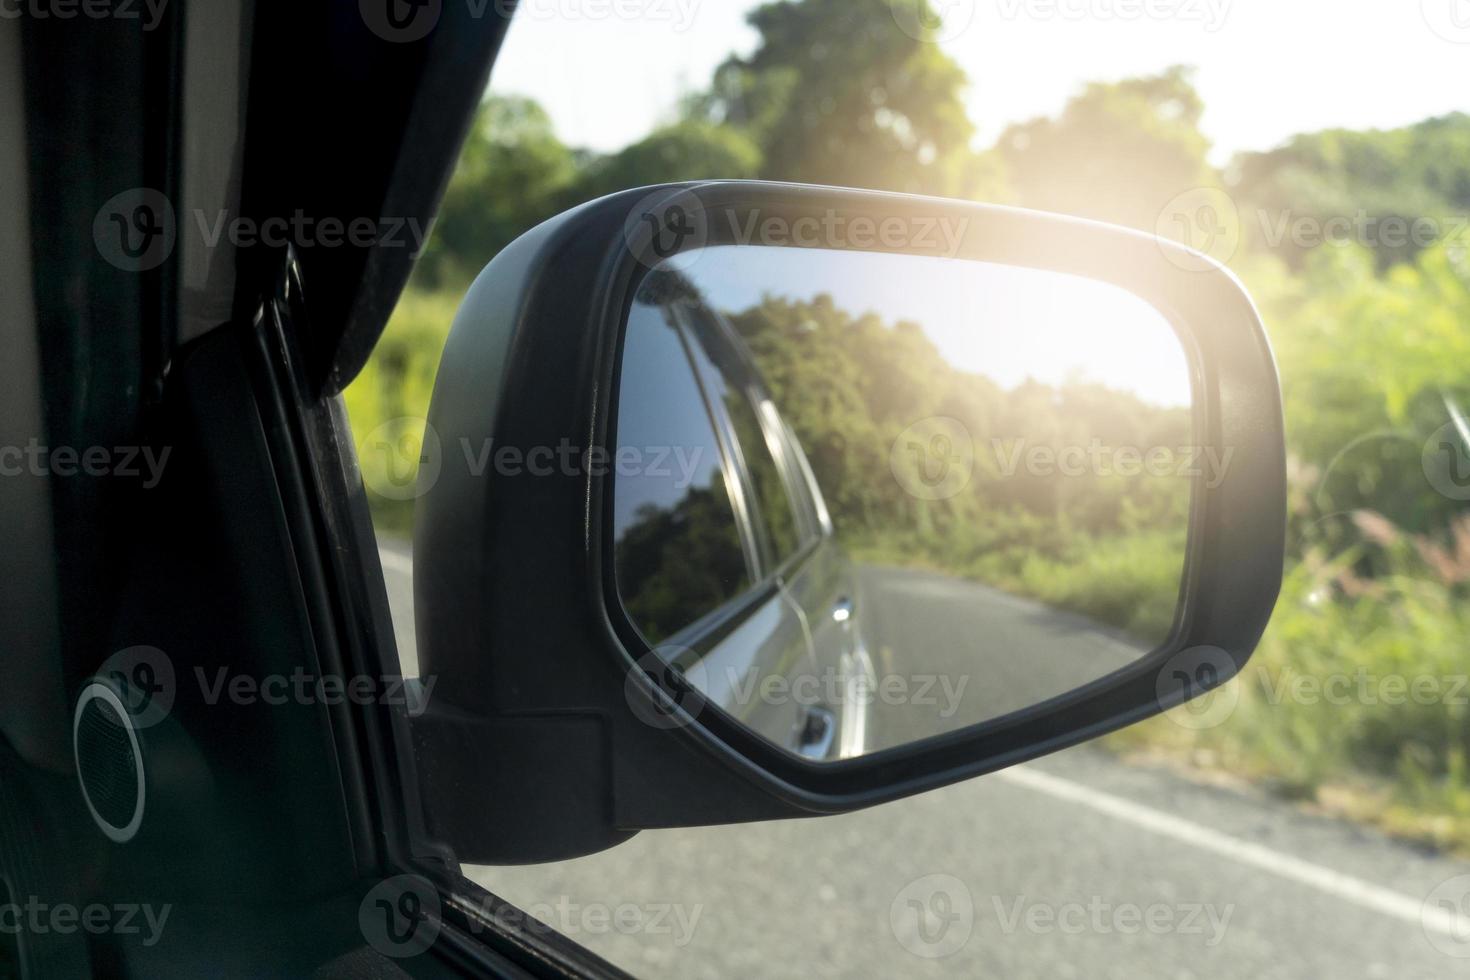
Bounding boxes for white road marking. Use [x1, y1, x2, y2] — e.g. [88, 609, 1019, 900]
[378, 547, 414, 578]
[997, 765, 1460, 938]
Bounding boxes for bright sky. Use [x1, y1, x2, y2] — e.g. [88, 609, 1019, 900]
[490, 0, 1470, 164]
[686, 245, 1192, 407]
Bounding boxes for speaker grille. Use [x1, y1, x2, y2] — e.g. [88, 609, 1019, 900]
[74, 684, 144, 842]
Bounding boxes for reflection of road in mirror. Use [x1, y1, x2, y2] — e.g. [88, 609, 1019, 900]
[852, 564, 1150, 753]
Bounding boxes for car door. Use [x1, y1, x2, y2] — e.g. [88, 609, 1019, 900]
[769, 416, 876, 759]
[612, 292, 813, 754]
[672, 299, 868, 759]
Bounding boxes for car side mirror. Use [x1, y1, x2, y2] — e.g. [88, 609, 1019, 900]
[409, 182, 1285, 864]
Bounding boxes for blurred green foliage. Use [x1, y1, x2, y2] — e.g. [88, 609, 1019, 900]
[1233, 113, 1470, 270]
[724, 292, 1192, 642]
[412, 97, 580, 291]
[997, 65, 1217, 231]
[341, 289, 461, 535]
[347, 0, 1470, 851]
[690, 0, 992, 197]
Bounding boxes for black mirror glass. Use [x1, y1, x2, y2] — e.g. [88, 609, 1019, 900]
[611, 244, 1197, 760]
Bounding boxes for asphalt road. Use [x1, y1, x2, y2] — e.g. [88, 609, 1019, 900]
[378, 542, 1470, 979]
[852, 564, 1147, 752]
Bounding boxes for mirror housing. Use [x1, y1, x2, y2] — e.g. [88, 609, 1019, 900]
[409, 181, 1285, 864]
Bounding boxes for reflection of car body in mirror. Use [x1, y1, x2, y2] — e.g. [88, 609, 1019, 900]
[613, 270, 875, 759]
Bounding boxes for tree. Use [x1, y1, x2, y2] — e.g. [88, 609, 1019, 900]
[412, 96, 578, 289]
[1232, 112, 1470, 270]
[569, 120, 762, 204]
[998, 66, 1216, 232]
[692, 0, 991, 198]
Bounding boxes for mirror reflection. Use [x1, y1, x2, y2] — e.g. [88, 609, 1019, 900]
[613, 245, 1196, 760]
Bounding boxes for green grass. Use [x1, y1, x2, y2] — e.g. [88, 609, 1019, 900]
[847, 524, 1186, 643]
[343, 289, 459, 536]
[1108, 536, 1470, 854]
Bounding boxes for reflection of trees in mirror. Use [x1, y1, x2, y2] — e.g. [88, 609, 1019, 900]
[635, 268, 703, 307]
[679, 303, 803, 564]
[615, 487, 751, 646]
[619, 271, 803, 641]
[726, 293, 1192, 644]
[616, 279, 756, 645]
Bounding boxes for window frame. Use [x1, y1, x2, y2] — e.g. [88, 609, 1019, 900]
[671, 302, 822, 577]
[610, 295, 838, 671]
[664, 304, 768, 581]
[610, 297, 789, 665]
